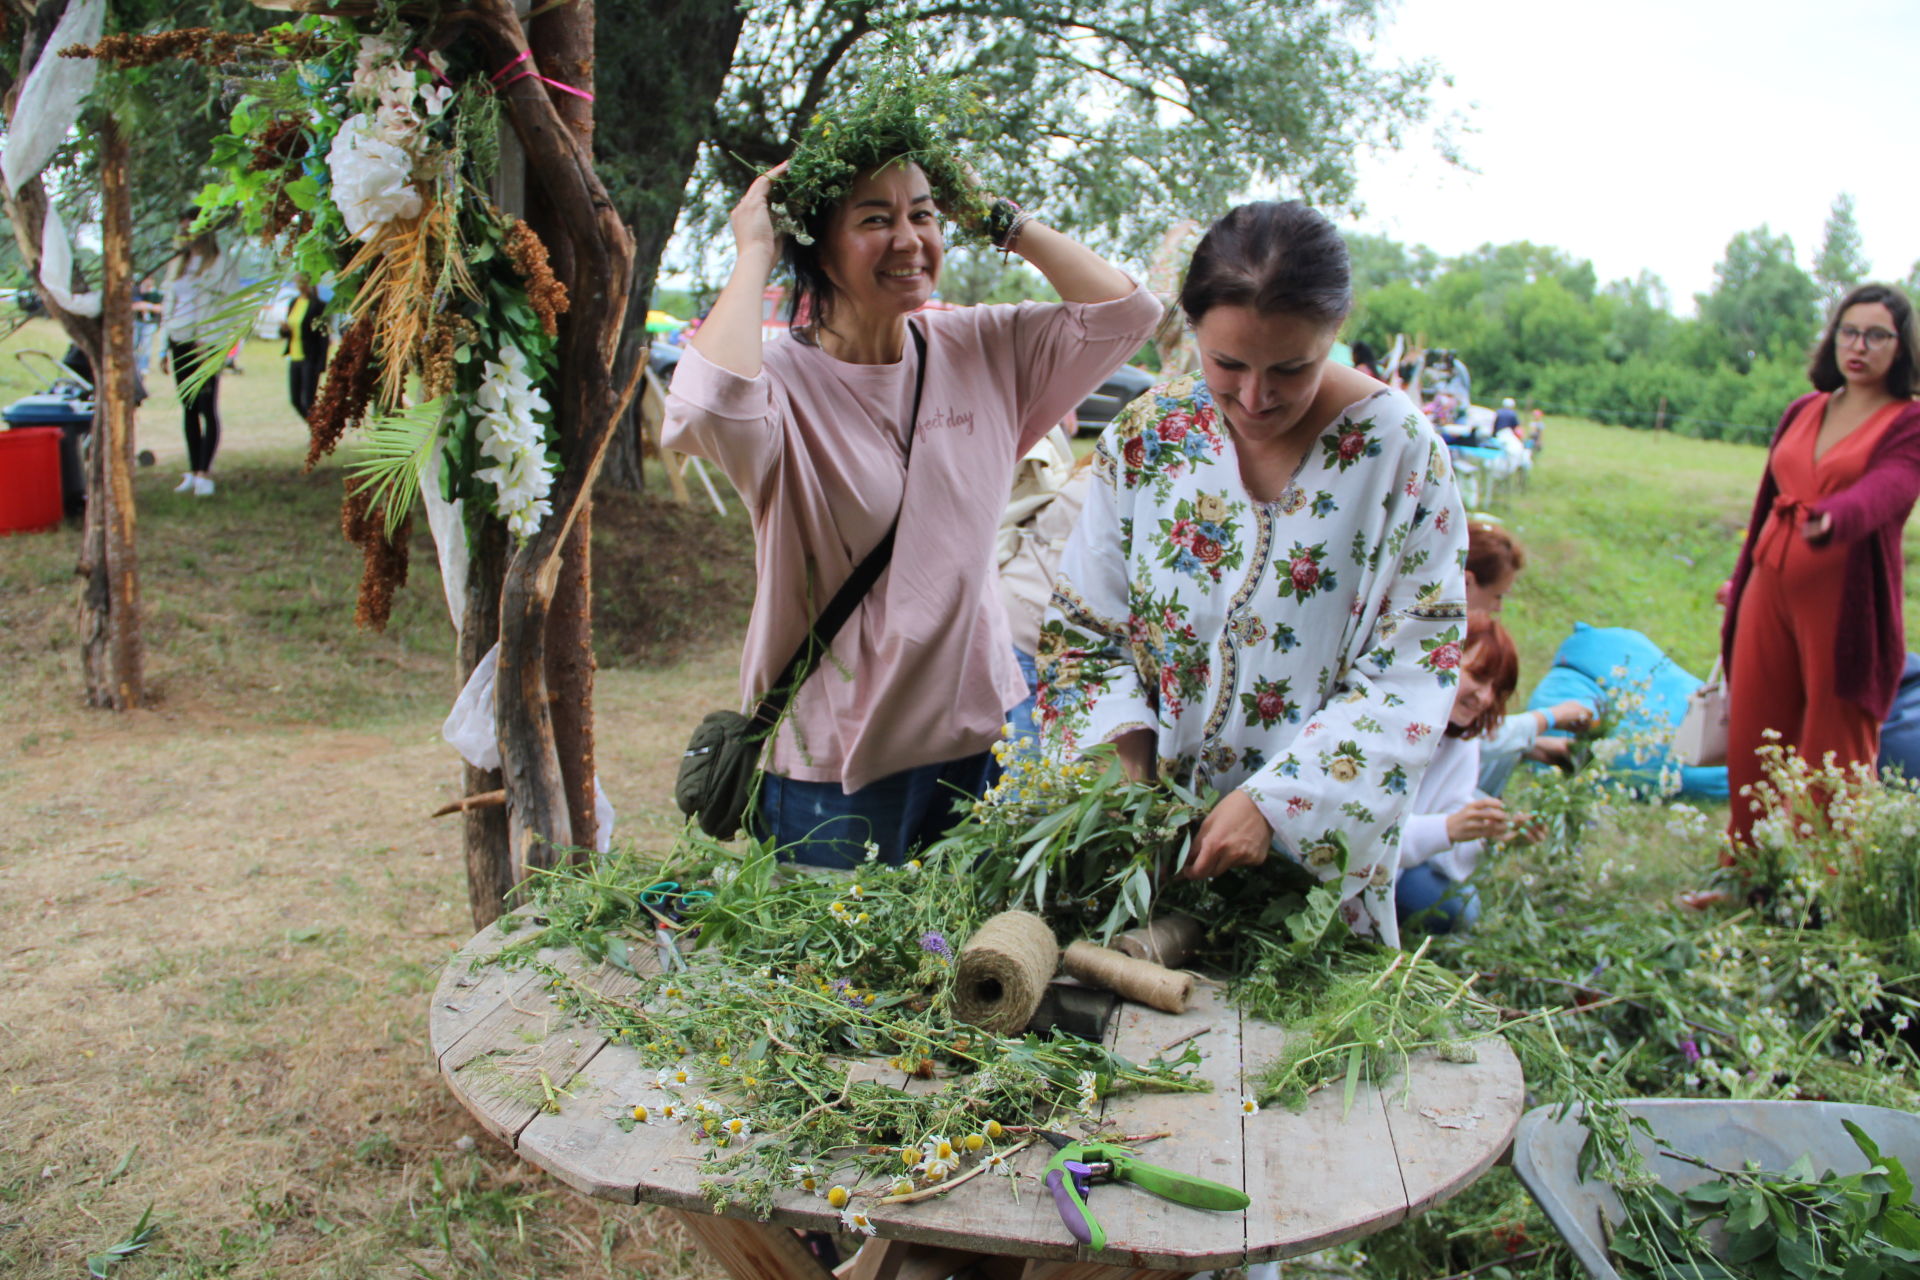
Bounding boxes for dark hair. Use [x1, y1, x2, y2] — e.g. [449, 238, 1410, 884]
[1808, 283, 1919, 398]
[781, 200, 840, 345]
[1177, 201, 1351, 326]
[1448, 611, 1518, 741]
[1465, 521, 1526, 590]
[1351, 339, 1377, 369]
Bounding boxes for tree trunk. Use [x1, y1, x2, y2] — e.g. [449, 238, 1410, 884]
[527, 1, 598, 858]
[77, 115, 144, 710]
[594, 0, 747, 495]
[471, 0, 633, 882]
[461, 517, 513, 928]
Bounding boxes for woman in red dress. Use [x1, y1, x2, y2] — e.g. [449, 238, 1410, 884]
[1723, 284, 1920, 844]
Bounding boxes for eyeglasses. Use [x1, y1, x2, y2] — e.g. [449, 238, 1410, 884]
[1835, 324, 1898, 351]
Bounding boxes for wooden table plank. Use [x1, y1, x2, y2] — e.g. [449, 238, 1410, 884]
[1381, 1036, 1526, 1218]
[437, 923, 1526, 1272]
[1080, 982, 1247, 1269]
[1238, 1018, 1409, 1260]
[439, 949, 648, 1145]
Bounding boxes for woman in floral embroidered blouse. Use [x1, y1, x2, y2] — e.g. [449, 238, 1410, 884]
[1038, 202, 1468, 946]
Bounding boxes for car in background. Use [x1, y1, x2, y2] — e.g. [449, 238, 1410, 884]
[1074, 362, 1154, 431]
[648, 339, 683, 385]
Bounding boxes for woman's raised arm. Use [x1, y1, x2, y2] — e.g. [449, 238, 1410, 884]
[1006, 218, 1134, 305]
[690, 163, 788, 379]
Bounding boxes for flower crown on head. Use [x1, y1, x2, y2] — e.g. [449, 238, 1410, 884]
[765, 45, 992, 246]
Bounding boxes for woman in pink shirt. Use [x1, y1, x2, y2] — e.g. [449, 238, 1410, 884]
[663, 157, 1159, 868]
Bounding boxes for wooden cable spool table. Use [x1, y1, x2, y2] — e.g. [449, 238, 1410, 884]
[432, 914, 1524, 1280]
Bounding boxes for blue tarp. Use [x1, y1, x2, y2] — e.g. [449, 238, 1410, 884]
[1525, 621, 1730, 800]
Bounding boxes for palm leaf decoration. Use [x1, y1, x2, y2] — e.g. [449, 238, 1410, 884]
[346, 396, 447, 536]
[176, 275, 281, 401]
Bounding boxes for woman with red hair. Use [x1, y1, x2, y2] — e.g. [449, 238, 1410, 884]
[1396, 611, 1521, 933]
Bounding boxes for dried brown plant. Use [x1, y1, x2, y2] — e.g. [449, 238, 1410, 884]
[341, 483, 411, 632]
[61, 28, 330, 69]
[503, 218, 569, 337]
[306, 313, 378, 468]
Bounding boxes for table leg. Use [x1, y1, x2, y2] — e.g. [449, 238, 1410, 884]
[975, 1259, 1199, 1280]
[835, 1239, 985, 1280]
[669, 1211, 836, 1280]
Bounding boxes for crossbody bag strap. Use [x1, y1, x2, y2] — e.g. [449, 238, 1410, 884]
[749, 321, 928, 732]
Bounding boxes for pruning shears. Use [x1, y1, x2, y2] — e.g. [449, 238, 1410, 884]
[637, 881, 715, 971]
[1039, 1130, 1250, 1252]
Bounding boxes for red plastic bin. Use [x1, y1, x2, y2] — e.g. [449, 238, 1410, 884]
[0, 427, 64, 534]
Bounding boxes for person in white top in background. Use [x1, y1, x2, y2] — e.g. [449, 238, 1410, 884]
[1397, 611, 1533, 934]
[1464, 520, 1592, 794]
[160, 214, 241, 497]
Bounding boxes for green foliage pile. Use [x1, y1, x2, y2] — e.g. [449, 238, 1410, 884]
[1352, 745, 1920, 1278]
[487, 840, 1207, 1219]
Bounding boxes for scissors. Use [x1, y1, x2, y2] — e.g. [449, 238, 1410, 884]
[637, 881, 715, 972]
[1039, 1130, 1249, 1252]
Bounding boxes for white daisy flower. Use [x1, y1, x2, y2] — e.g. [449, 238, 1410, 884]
[840, 1206, 877, 1236]
[1240, 1094, 1261, 1116]
[656, 1064, 691, 1090]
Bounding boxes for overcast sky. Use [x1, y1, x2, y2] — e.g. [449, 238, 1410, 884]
[1342, 0, 1920, 313]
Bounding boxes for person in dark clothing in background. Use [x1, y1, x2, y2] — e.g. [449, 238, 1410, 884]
[280, 273, 329, 422]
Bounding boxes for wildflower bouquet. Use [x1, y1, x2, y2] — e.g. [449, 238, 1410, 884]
[925, 743, 1212, 944]
[767, 40, 993, 242]
[485, 841, 1206, 1220]
[86, 18, 569, 625]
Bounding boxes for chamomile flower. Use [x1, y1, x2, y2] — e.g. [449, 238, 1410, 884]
[659, 1100, 684, 1123]
[789, 1163, 820, 1194]
[722, 1116, 750, 1138]
[850, 883, 865, 900]
[692, 1097, 720, 1118]
[984, 1151, 1012, 1175]
[630, 1102, 657, 1125]
[984, 1119, 1005, 1139]
[840, 1206, 878, 1236]
[1240, 1095, 1262, 1116]
[826, 1184, 851, 1209]
[829, 901, 849, 918]
[923, 1135, 957, 1164]
[964, 1133, 986, 1152]
[918, 1157, 955, 1182]
[656, 1064, 692, 1089]
[888, 1176, 915, 1197]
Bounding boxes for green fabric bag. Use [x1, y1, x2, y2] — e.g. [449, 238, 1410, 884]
[674, 709, 762, 840]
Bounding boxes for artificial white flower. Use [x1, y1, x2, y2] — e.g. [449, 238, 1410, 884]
[326, 112, 423, 241]
[472, 344, 556, 538]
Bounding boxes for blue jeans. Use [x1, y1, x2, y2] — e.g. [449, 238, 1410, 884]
[1006, 647, 1041, 747]
[1396, 863, 1481, 934]
[754, 751, 997, 870]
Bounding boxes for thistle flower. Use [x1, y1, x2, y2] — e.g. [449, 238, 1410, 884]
[920, 931, 952, 960]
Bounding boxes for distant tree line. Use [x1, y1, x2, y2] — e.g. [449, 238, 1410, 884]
[1343, 194, 1920, 445]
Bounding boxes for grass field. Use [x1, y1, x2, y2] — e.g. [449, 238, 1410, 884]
[0, 335, 1901, 1278]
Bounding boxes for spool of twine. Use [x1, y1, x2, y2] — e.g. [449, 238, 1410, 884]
[1063, 940, 1194, 1015]
[1113, 913, 1204, 968]
[952, 911, 1060, 1034]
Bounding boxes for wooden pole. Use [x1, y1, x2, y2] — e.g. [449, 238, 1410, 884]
[79, 114, 144, 710]
[530, 0, 599, 860]
[472, 0, 633, 882]
[1653, 395, 1667, 433]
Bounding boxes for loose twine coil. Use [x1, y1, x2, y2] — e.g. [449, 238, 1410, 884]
[952, 910, 1059, 1034]
[1112, 913, 1204, 968]
[1063, 940, 1193, 1015]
